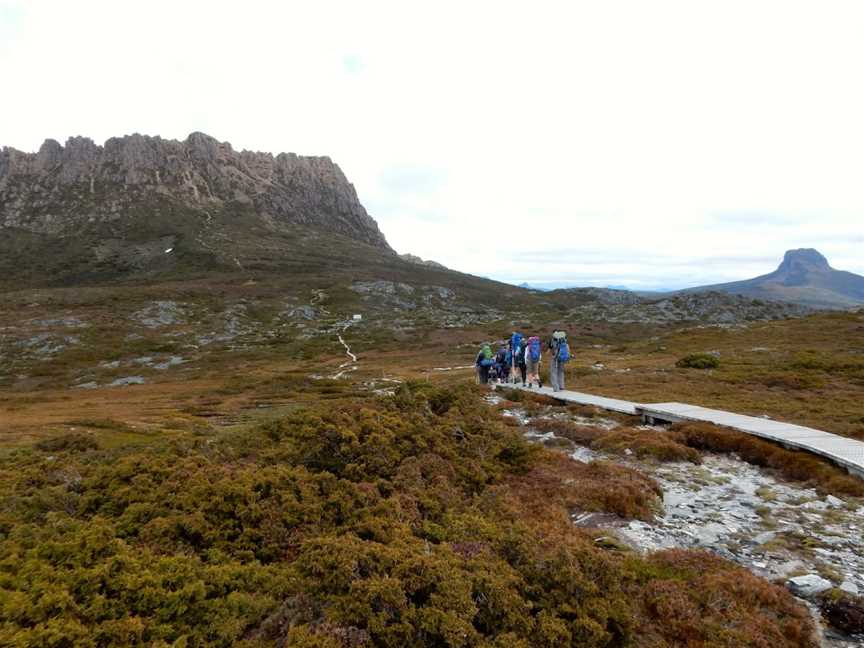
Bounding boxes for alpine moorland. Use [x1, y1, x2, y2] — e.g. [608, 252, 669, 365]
[2, 134, 863, 646]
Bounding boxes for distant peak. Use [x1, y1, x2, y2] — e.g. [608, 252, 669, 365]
[186, 131, 219, 145]
[779, 248, 831, 271]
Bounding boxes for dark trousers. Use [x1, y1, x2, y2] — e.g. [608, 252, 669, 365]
[477, 365, 490, 384]
[516, 364, 526, 384]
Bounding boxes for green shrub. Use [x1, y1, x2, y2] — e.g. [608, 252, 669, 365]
[675, 353, 720, 369]
[0, 384, 815, 647]
[34, 433, 99, 453]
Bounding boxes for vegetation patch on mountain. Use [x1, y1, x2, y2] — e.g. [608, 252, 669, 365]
[676, 353, 721, 369]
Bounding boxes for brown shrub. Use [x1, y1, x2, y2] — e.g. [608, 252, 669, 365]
[632, 550, 816, 647]
[530, 420, 701, 464]
[499, 453, 661, 522]
[530, 418, 607, 445]
[592, 428, 702, 464]
[673, 423, 864, 497]
[35, 433, 99, 453]
[819, 591, 864, 636]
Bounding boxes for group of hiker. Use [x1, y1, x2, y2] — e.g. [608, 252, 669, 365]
[475, 330, 570, 392]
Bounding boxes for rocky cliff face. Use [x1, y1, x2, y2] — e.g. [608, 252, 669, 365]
[0, 132, 391, 250]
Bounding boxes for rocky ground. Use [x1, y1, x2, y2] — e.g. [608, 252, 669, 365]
[490, 394, 864, 646]
[566, 290, 814, 324]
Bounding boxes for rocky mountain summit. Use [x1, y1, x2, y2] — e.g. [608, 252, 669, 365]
[0, 132, 389, 249]
[682, 249, 864, 310]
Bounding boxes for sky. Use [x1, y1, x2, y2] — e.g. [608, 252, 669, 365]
[1, 0, 862, 290]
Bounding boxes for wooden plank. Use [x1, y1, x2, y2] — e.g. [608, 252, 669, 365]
[496, 387, 864, 479]
[498, 384, 640, 415]
[638, 403, 864, 477]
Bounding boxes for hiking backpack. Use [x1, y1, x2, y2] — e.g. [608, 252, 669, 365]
[553, 330, 570, 362]
[510, 332, 523, 357]
[557, 340, 571, 363]
[495, 348, 507, 365]
[528, 336, 541, 362]
[480, 344, 494, 367]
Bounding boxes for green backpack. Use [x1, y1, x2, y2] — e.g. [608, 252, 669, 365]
[482, 344, 493, 360]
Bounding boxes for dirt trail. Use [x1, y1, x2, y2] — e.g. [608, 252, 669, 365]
[331, 327, 358, 379]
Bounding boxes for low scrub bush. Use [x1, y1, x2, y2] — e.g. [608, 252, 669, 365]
[34, 432, 99, 453]
[0, 384, 816, 647]
[673, 422, 864, 497]
[818, 590, 864, 636]
[676, 353, 720, 369]
[530, 420, 701, 464]
[593, 429, 702, 464]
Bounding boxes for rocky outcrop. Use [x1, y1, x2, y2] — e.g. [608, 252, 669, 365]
[0, 132, 391, 250]
[399, 253, 447, 270]
[560, 290, 812, 324]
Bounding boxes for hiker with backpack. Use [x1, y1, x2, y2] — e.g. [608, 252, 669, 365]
[509, 332, 523, 384]
[512, 337, 527, 386]
[547, 330, 571, 392]
[494, 343, 510, 384]
[525, 335, 543, 388]
[475, 342, 495, 384]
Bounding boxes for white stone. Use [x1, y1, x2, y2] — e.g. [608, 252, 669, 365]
[753, 531, 776, 545]
[825, 495, 844, 508]
[840, 580, 859, 596]
[787, 574, 832, 598]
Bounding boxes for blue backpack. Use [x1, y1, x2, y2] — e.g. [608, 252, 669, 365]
[557, 340, 571, 363]
[528, 336, 541, 362]
[510, 332, 523, 357]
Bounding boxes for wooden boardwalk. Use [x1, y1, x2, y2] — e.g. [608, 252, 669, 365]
[497, 384, 640, 415]
[501, 384, 864, 478]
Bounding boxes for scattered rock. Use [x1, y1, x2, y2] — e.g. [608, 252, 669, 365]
[826, 495, 844, 508]
[31, 317, 88, 328]
[154, 356, 185, 370]
[753, 531, 776, 545]
[788, 574, 833, 598]
[840, 581, 860, 596]
[109, 376, 145, 387]
[133, 301, 187, 328]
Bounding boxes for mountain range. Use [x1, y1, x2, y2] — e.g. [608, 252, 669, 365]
[2, 132, 861, 313]
[678, 248, 864, 309]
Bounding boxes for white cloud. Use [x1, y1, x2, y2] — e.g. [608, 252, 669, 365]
[1, 0, 862, 286]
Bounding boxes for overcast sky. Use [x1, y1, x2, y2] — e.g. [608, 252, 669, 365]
[2, 0, 862, 289]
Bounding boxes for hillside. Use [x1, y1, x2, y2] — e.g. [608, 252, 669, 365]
[680, 249, 864, 309]
[0, 132, 394, 286]
[543, 287, 811, 323]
